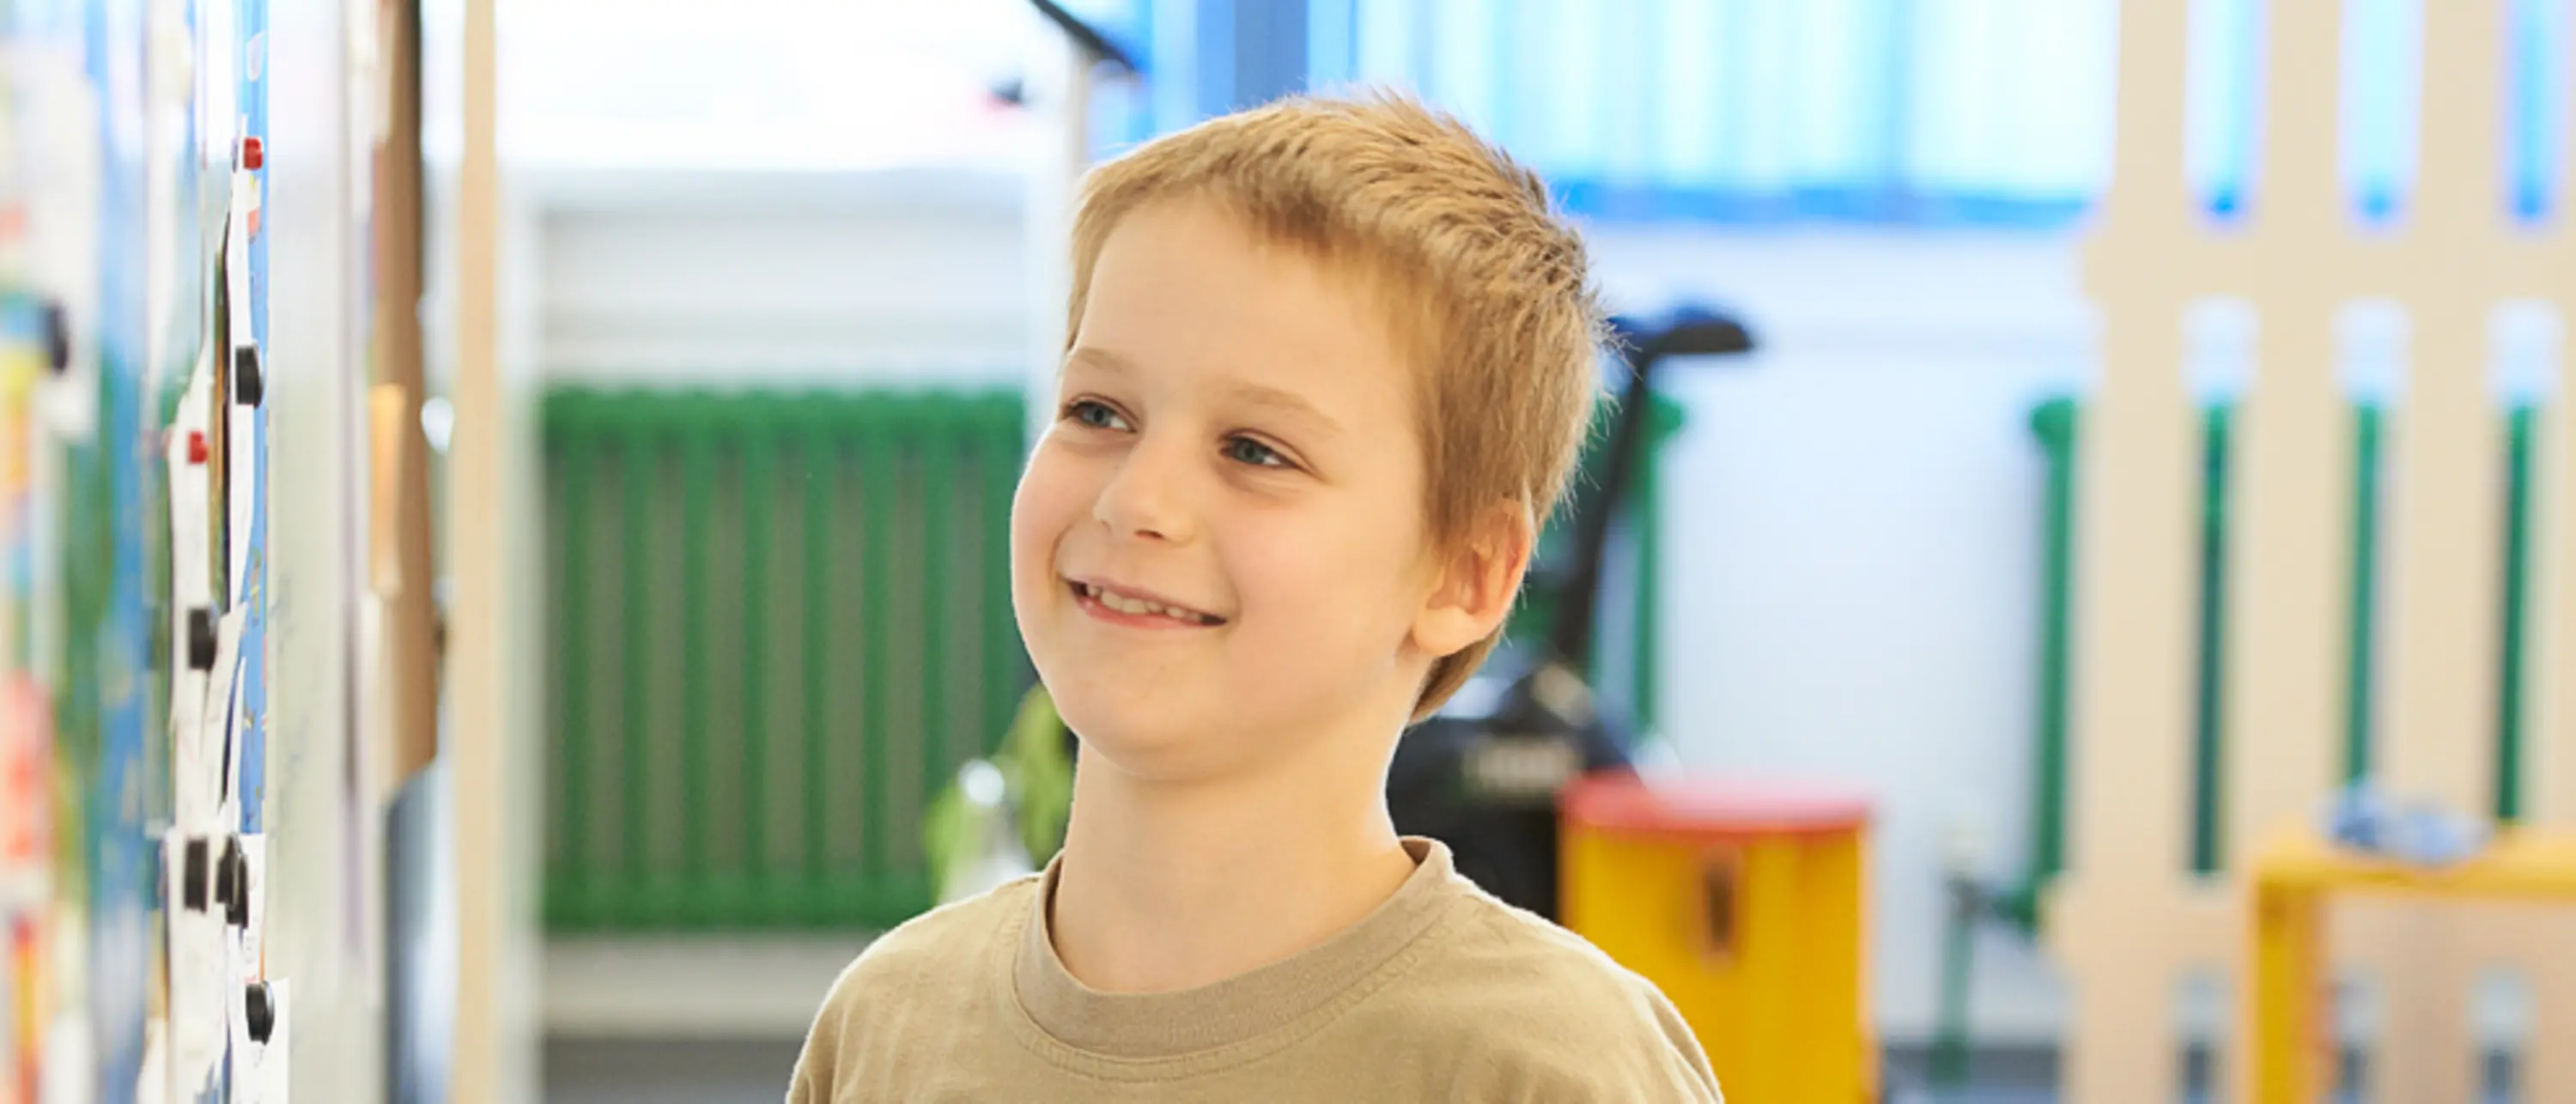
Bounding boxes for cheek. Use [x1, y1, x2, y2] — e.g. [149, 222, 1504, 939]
[1225, 496, 1425, 641]
[1010, 446, 1085, 589]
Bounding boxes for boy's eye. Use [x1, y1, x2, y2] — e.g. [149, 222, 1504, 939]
[1063, 398, 1132, 431]
[1223, 434, 1288, 469]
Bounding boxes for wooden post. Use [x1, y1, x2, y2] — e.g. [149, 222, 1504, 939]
[2063, 3, 2576, 1101]
[372, 0, 442, 786]
[2050, 3, 2198, 1100]
[2521, 13, 2576, 1104]
[448, 0, 540, 1096]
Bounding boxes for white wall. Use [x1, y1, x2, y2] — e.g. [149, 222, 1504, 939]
[520, 170, 2098, 1044]
[528, 168, 1028, 382]
[1587, 228, 2093, 1043]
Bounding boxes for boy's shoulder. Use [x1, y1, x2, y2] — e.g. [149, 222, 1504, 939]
[1375, 879, 1722, 1101]
[790, 875, 1040, 1101]
[817, 872, 1039, 1011]
[1420, 882, 1682, 1022]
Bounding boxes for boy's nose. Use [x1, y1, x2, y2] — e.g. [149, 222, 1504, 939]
[1092, 438, 1199, 545]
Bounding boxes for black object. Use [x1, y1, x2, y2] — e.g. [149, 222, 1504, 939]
[1386, 307, 1757, 920]
[41, 300, 69, 375]
[233, 344, 264, 407]
[187, 607, 218, 670]
[217, 835, 250, 927]
[245, 981, 276, 1044]
[1548, 310, 1753, 671]
[1024, 0, 1140, 75]
[183, 836, 211, 912]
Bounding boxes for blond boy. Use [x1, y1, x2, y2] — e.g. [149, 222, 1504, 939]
[791, 94, 1720, 1102]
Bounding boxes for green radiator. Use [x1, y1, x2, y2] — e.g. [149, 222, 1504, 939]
[542, 387, 1030, 931]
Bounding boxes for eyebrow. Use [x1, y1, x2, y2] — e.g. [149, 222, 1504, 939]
[1220, 379, 1344, 440]
[1063, 345, 1346, 440]
[1062, 345, 1138, 376]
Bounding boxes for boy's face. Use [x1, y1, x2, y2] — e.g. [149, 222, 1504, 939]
[1012, 197, 1448, 780]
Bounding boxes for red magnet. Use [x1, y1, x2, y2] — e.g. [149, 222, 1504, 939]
[185, 431, 208, 465]
[241, 136, 263, 170]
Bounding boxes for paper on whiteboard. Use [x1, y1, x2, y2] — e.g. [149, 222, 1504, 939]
[161, 836, 226, 1101]
[165, 354, 215, 612]
[134, 1013, 167, 1104]
[167, 661, 209, 829]
[227, 396, 255, 605]
[42, 1009, 92, 1104]
[202, 610, 246, 820]
[220, 197, 257, 605]
[197, 0, 237, 173]
[21, 46, 100, 440]
[143, 0, 197, 403]
[166, 363, 219, 829]
[227, 978, 288, 1104]
[229, 833, 266, 980]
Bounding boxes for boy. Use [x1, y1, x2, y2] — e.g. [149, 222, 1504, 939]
[790, 94, 1721, 1102]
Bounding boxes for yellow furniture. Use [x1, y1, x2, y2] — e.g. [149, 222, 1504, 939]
[1560, 773, 1874, 1103]
[2243, 828, 2576, 1104]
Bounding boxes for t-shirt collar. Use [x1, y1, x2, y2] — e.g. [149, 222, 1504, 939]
[1011, 835, 1461, 1059]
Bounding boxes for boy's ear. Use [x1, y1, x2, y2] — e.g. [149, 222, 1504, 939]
[1413, 500, 1535, 658]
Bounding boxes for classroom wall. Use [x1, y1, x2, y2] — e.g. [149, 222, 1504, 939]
[519, 167, 2096, 1043]
[1590, 229, 2092, 1044]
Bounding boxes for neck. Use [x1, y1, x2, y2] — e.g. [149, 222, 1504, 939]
[1046, 716, 1419, 994]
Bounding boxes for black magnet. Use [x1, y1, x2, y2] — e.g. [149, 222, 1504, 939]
[216, 835, 250, 928]
[244, 981, 276, 1044]
[187, 607, 218, 670]
[41, 300, 68, 375]
[182, 836, 210, 912]
[233, 344, 263, 408]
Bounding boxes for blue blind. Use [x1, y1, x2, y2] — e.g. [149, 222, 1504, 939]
[2506, 0, 2570, 222]
[1311, 0, 2114, 226]
[1081, 0, 2567, 228]
[2202, 0, 2567, 227]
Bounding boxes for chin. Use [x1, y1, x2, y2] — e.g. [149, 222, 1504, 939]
[1054, 689, 1185, 754]
[1049, 684, 1238, 781]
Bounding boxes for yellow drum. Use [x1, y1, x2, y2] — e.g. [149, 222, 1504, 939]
[1561, 773, 1874, 1104]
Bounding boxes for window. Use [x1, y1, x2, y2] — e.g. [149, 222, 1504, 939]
[1094, 0, 2569, 228]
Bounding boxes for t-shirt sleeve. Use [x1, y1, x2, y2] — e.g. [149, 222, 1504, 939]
[1643, 982, 1725, 1102]
[785, 955, 868, 1104]
[1443, 911, 1725, 1103]
[1455, 1006, 1722, 1104]
[1528, 981, 1722, 1104]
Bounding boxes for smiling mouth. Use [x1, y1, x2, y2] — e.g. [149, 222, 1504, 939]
[1067, 579, 1226, 627]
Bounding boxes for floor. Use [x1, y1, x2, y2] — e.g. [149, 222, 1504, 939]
[546, 1038, 806, 1104]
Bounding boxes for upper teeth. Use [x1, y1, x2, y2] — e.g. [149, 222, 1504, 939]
[1087, 584, 1204, 622]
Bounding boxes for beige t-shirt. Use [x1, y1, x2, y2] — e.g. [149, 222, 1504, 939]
[788, 836, 1722, 1102]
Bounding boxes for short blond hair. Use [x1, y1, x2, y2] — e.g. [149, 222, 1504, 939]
[1064, 94, 1605, 720]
